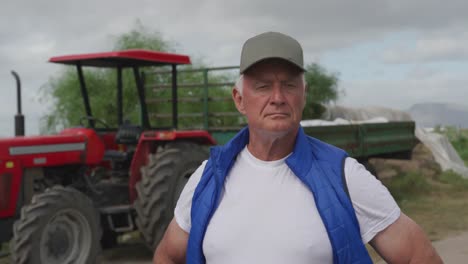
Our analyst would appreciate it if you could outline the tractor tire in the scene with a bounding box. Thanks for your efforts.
[10,186,101,264]
[134,143,208,250]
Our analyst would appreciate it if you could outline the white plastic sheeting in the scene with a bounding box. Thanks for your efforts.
[301,105,468,178]
[321,106,413,122]
[415,127,468,178]
[300,117,389,127]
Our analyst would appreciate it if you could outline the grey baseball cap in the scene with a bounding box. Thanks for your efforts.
[240,31,305,74]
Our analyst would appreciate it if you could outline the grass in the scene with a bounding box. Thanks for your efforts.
[452,137,468,166]
[383,170,468,238]
[437,170,468,189]
[368,170,468,262]
[383,171,431,203]
[438,127,468,166]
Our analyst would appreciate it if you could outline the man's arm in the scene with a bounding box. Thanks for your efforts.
[370,213,443,264]
[153,218,189,264]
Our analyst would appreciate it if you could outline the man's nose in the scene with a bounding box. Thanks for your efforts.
[270,85,286,105]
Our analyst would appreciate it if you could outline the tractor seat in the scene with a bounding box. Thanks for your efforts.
[115,121,142,145]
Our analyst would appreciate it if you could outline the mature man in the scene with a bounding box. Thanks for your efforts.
[154,32,442,264]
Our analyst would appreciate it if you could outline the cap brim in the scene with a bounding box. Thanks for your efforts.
[240,57,306,74]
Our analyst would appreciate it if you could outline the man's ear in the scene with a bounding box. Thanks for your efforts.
[232,87,246,114]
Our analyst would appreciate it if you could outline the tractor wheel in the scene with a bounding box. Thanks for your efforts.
[10,186,101,264]
[134,143,208,250]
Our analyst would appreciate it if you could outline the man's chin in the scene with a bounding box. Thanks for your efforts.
[262,123,298,135]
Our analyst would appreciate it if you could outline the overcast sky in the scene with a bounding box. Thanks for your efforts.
[1,0,467,136]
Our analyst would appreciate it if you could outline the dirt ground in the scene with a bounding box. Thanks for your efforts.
[376,230,468,263]
[1,231,467,263]
[102,231,468,264]
[101,230,468,264]
[429,231,468,264]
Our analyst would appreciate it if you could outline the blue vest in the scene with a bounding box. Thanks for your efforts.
[187,127,372,264]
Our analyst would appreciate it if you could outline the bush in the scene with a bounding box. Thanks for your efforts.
[452,137,468,166]
[436,170,468,190]
[438,126,468,166]
[383,172,430,202]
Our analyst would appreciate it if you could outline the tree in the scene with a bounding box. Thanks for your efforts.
[303,63,341,120]
[40,23,340,132]
[40,22,186,132]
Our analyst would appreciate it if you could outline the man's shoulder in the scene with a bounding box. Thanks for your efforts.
[305,135,348,161]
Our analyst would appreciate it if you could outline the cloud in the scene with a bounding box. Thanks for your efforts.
[340,71,468,110]
[3,0,468,59]
[405,66,438,79]
[1,0,468,135]
[381,29,468,64]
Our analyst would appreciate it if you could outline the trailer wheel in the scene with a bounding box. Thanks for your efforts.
[134,143,208,250]
[10,186,101,264]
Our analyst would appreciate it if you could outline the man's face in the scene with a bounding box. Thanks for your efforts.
[233,59,306,136]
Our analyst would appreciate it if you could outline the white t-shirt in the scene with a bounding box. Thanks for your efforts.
[175,147,400,264]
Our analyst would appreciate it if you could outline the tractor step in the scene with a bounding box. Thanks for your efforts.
[100,205,135,233]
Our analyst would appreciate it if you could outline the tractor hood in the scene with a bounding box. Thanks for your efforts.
[0,128,106,166]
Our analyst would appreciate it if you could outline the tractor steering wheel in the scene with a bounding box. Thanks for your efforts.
[79,116,110,129]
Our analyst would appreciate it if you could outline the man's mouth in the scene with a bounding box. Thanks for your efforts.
[266,113,289,118]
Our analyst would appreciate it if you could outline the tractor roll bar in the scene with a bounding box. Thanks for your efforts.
[76,63,94,128]
[171,65,178,129]
[133,67,150,129]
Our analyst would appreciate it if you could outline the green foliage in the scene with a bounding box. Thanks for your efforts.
[302,63,340,120]
[446,127,468,166]
[436,126,468,166]
[40,22,184,133]
[454,140,468,166]
[40,22,341,132]
[384,172,431,203]
[41,68,142,132]
[383,169,468,204]
[147,68,240,129]
[112,21,175,52]
[437,170,468,190]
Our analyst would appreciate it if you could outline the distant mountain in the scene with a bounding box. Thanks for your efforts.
[408,103,468,128]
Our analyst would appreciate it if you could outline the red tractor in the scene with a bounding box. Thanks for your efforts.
[0,50,215,263]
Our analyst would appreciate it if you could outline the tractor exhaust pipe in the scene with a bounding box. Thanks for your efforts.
[11,71,25,136]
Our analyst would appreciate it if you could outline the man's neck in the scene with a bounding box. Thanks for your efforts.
[247,128,299,161]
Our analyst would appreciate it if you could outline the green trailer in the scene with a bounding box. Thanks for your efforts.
[302,122,416,160]
[146,66,417,162]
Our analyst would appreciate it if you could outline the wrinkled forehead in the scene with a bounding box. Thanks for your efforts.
[243,58,304,81]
